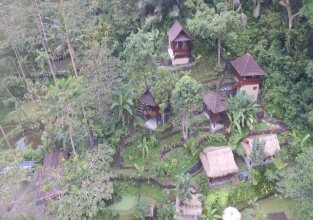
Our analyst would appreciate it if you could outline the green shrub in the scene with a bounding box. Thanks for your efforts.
[228,183,256,206]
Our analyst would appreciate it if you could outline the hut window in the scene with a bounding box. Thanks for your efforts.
[182,41,187,49]
[177,41,183,49]
[253,86,258,90]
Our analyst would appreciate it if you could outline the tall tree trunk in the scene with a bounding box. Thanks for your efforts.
[0,124,12,149]
[66,35,78,77]
[33,0,57,82]
[69,126,77,157]
[279,0,300,30]
[11,42,34,101]
[182,118,188,140]
[217,35,221,66]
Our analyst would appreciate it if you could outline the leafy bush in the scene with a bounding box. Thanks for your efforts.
[226,91,258,133]
[157,203,174,220]
[135,201,149,220]
[184,138,199,157]
[228,183,256,206]
[203,189,229,219]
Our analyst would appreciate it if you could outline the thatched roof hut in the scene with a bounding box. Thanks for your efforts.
[241,134,280,159]
[200,147,238,179]
[176,194,202,220]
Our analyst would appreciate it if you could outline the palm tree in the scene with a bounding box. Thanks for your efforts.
[226,91,258,133]
[110,88,134,127]
[134,163,144,177]
[50,11,83,77]
[137,137,150,158]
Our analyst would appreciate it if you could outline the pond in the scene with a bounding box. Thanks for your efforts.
[255,195,297,218]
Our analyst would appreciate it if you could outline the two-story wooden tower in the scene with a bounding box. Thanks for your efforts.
[230,53,265,101]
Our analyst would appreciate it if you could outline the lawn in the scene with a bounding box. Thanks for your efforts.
[104,181,170,219]
[122,144,161,168]
[0,103,14,122]
[254,121,273,131]
[1,101,36,125]
[190,55,219,83]
[159,132,182,148]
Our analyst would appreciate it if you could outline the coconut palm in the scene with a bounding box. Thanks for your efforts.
[110,87,134,127]
[50,11,84,77]
[226,91,258,133]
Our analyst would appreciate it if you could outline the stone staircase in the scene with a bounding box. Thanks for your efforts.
[136,103,144,117]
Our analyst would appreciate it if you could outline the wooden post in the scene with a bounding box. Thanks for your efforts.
[0,124,12,149]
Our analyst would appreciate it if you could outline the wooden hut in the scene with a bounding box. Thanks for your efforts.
[176,194,202,220]
[203,92,228,125]
[200,147,238,184]
[137,88,160,121]
[241,134,280,167]
[230,53,265,101]
[167,21,192,65]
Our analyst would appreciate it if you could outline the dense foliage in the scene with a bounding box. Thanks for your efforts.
[0,0,313,218]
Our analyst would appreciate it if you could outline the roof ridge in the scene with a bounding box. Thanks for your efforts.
[243,53,251,75]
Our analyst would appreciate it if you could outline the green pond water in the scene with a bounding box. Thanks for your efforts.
[255,195,297,218]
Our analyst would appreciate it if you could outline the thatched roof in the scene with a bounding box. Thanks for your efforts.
[241,134,280,158]
[139,88,158,107]
[168,21,192,42]
[200,147,238,179]
[176,194,202,218]
[230,53,265,77]
[203,92,228,114]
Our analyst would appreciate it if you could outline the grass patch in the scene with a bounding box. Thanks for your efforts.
[191,55,219,83]
[165,147,197,176]
[254,122,272,131]
[0,104,14,122]
[159,132,182,148]
[1,102,36,125]
[123,145,161,168]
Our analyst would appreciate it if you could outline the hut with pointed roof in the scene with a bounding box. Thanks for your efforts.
[203,92,228,126]
[137,87,160,121]
[230,53,265,101]
[241,133,280,167]
[200,146,239,184]
[167,21,192,65]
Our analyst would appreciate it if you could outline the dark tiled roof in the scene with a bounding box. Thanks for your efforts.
[203,92,228,114]
[139,88,158,107]
[43,150,70,168]
[230,53,265,77]
[268,212,287,220]
[168,20,192,42]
